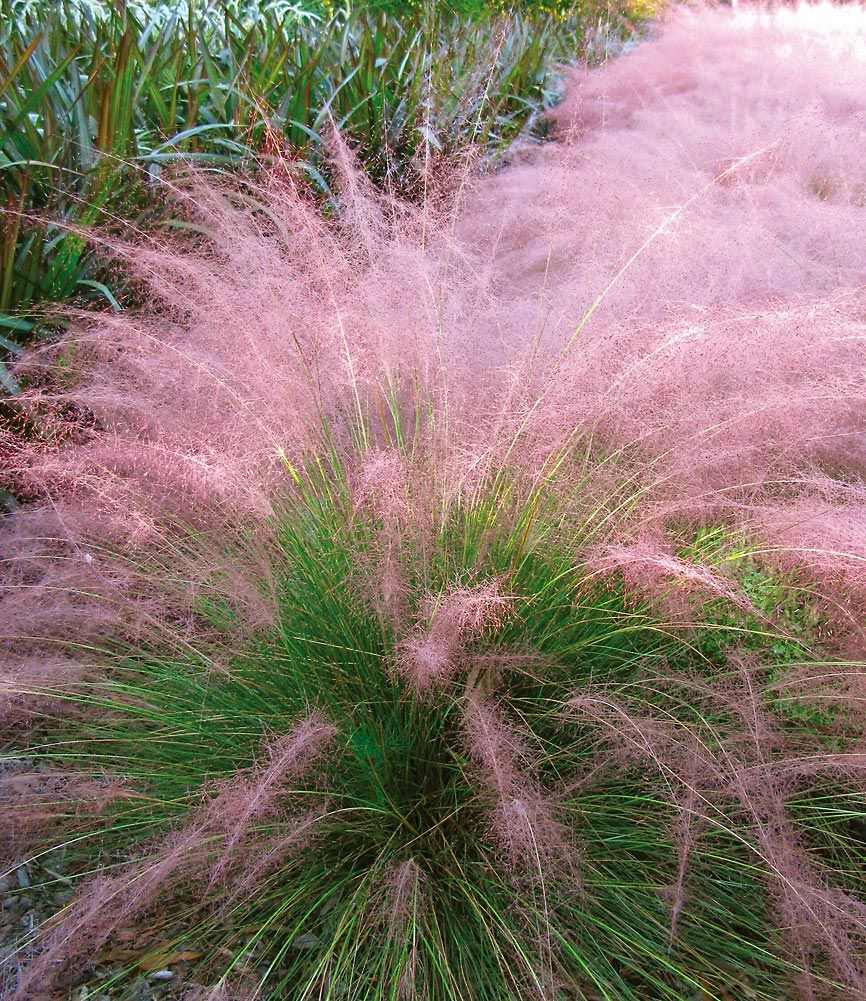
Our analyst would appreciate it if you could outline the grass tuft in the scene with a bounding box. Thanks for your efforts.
[4,445,865,999]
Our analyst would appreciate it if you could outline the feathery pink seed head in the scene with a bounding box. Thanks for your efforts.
[396,578,511,691]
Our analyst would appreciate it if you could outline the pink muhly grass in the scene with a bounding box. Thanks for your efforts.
[723,657,866,994]
[463,698,572,884]
[456,1,866,620]
[0,655,87,733]
[10,714,334,999]
[751,492,866,638]
[731,768,866,999]
[563,682,723,942]
[204,714,336,881]
[381,858,425,941]
[5,3,866,664]
[462,698,573,1000]
[348,448,420,620]
[587,539,759,619]
[351,448,414,528]
[376,859,426,999]
[396,578,511,692]
[2,4,866,998]
[666,751,703,946]
[1,770,132,856]
[564,692,702,786]
[216,805,333,914]
[565,666,866,993]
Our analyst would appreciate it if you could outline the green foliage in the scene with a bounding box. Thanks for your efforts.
[10,452,865,999]
[0,0,637,392]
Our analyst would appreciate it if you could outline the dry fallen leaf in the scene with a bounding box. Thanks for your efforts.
[138,948,202,971]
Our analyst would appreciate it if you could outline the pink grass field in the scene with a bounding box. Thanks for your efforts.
[2,2,866,999]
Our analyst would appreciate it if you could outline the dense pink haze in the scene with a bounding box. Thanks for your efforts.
[3,2,865,660]
[1,3,866,997]
[458,0,866,626]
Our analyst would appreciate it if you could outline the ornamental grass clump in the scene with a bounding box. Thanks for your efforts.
[1,156,865,1001]
[3,6,866,997]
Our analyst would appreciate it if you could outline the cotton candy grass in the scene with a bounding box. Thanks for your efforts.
[3,4,866,998]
